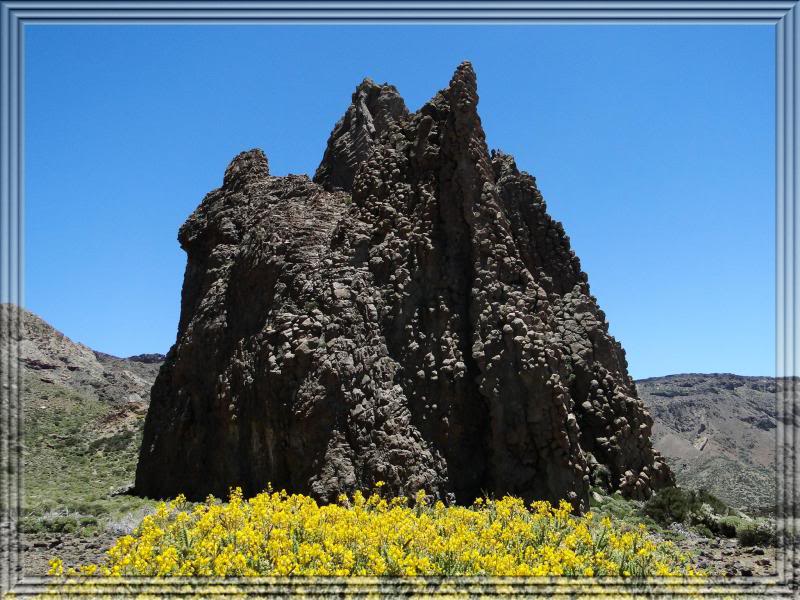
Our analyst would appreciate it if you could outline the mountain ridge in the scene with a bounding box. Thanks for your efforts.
[637,372,777,510]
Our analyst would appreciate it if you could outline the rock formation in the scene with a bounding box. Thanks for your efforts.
[135,63,673,509]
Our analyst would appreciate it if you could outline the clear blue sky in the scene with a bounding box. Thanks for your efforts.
[24,24,775,379]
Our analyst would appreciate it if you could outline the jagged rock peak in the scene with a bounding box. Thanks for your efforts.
[223,148,270,191]
[313,77,408,193]
[136,63,673,510]
[447,60,478,105]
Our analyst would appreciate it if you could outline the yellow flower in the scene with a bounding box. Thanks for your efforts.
[47,486,705,579]
[47,557,64,577]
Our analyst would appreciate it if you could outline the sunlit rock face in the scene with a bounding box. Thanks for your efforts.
[135,63,673,510]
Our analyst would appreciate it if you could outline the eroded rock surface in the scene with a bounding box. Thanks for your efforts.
[135,63,673,508]
[314,78,408,193]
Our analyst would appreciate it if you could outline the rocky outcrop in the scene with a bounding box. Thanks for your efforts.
[126,353,167,365]
[314,78,408,193]
[135,63,672,509]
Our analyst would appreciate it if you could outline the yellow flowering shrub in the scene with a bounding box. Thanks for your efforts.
[49,486,703,578]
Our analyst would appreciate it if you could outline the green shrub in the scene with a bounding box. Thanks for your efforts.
[643,486,732,527]
[692,524,713,538]
[21,511,99,535]
[643,487,693,525]
[695,489,731,515]
[78,515,98,527]
[55,518,77,534]
[713,516,741,538]
[19,516,44,534]
[737,522,776,547]
[87,429,135,453]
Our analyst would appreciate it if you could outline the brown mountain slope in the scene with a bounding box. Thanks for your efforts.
[0,305,165,574]
[636,373,777,511]
[0,304,163,519]
[13,304,162,405]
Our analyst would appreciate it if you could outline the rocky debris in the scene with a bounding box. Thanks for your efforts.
[644,520,778,578]
[22,531,119,576]
[135,62,673,510]
[667,534,777,578]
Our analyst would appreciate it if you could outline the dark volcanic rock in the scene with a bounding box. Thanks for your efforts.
[135,63,672,509]
[313,78,408,193]
[126,353,167,364]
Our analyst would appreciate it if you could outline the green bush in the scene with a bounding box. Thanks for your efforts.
[643,487,693,525]
[712,516,741,538]
[692,488,730,515]
[737,522,776,547]
[643,486,732,526]
[693,524,714,538]
[19,516,44,534]
[20,512,99,535]
[88,429,135,454]
[54,518,77,534]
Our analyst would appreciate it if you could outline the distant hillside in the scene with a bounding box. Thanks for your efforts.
[14,304,163,405]
[0,304,163,527]
[637,373,777,511]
